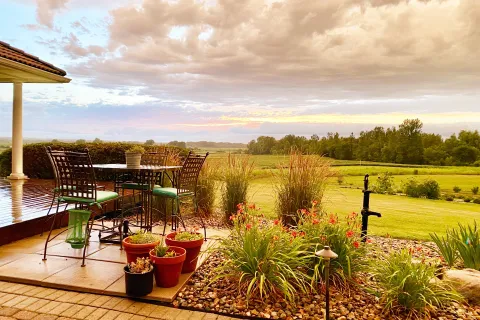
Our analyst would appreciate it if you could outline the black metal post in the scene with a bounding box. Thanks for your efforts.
[361,174,381,242]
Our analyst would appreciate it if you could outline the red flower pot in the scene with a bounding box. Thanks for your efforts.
[122,237,160,264]
[165,232,204,273]
[149,246,186,288]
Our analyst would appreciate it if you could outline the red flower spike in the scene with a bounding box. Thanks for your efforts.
[346,230,354,238]
[353,241,360,249]
[312,219,319,225]
[273,219,280,225]
[246,223,252,230]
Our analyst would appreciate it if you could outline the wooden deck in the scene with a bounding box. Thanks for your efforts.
[0,178,56,228]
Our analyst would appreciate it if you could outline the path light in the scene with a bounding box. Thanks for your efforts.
[316,246,338,320]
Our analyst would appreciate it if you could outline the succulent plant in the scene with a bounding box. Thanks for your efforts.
[127,257,153,274]
[128,231,160,244]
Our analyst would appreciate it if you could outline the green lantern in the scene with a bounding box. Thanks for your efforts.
[65,209,91,249]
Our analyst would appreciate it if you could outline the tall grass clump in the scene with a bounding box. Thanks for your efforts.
[374,249,461,317]
[211,204,312,303]
[220,154,254,221]
[274,151,332,225]
[196,161,217,217]
[430,221,480,270]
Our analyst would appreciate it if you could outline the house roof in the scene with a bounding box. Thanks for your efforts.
[0,41,67,76]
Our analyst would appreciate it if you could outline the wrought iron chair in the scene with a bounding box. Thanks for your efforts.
[152,152,209,240]
[43,147,119,266]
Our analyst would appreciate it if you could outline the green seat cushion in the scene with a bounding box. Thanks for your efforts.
[152,187,194,198]
[121,183,161,190]
[60,191,119,207]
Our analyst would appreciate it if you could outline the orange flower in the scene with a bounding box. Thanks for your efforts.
[346,230,354,238]
[246,223,252,230]
[291,231,297,238]
[248,204,256,210]
[273,219,280,225]
[299,231,305,237]
[366,239,372,244]
[312,200,318,206]
[229,215,235,221]
[236,203,243,209]
[312,219,319,225]
[328,214,337,224]
[353,241,360,249]
[273,235,279,241]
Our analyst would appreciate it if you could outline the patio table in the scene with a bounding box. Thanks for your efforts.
[93,164,182,243]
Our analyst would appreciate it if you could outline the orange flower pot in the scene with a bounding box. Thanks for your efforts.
[149,246,186,288]
[165,232,204,273]
[122,237,160,264]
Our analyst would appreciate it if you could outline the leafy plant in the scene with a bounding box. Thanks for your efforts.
[220,154,254,221]
[372,172,394,194]
[464,197,472,203]
[374,249,461,316]
[419,179,441,199]
[296,205,366,288]
[127,257,153,273]
[445,195,454,201]
[472,186,479,195]
[451,221,480,270]
[453,186,461,193]
[211,204,312,303]
[128,231,160,244]
[174,231,203,241]
[473,198,480,204]
[154,243,176,257]
[429,231,458,267]
[125,145,145,154]
[196,161,217,216]
[274,151,332,226]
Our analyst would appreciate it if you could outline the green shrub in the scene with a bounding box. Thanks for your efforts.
[453,186,462,193]
[296,207,365,287]
[0,142,187,179]
[374,249,461,316]
[464,197,472,203]
[220,154,254,221]
[413,169,419,175]
[274,151,332,225]
[473,198,480,204]
[196,162,217,217]
[212,204,312,303]
[445,195,454,201]
[419,179,441,199]
[125,145,145,154]
[431,221,480,270]
[472,186,479,195]
[371,172,394,194]
[402,178,440,199]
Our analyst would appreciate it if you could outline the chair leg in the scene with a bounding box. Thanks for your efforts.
[162,198,167,236]
[82,213,94,267]
[41,193,57,236]
[193,196,207,241]
[43,200,61,261]
[177,198,186,230]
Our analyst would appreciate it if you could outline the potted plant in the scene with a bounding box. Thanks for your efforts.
[149,242,186,288]
[125,145,145,168]
[165,230,204,273]
[122,231,160,263]
[124,257,154,296]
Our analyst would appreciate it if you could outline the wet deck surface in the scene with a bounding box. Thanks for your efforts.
[0,179,56,228]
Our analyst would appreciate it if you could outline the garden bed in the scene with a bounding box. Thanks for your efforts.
[173,236,480,320]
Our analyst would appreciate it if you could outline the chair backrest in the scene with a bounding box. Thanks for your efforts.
[177,152,209,195]
[141,152,167,166]
[45,147,63,190]
[46,147,97,201]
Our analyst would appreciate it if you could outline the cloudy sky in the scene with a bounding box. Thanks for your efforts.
[0,0,479,142]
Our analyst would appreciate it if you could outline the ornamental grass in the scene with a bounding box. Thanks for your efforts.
[274,151,332,226]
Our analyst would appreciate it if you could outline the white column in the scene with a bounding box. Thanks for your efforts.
[8,82,28,180]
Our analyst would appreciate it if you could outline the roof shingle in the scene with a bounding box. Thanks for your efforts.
[0,41,67,76]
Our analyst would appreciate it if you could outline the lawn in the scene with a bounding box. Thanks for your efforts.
[243,177,479,241]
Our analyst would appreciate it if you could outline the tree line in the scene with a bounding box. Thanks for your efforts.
[247,119,480,166]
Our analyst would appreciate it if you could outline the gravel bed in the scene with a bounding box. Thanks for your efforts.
[173,236,480,320]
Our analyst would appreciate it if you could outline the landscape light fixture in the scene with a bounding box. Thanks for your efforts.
[315,245,338,320]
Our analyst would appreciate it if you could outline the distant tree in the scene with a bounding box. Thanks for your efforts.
[51,139,60,143]
[452,145,479,164]
[168,141,187,149]
[397,119,424,164]
[145,139,155,146]
[75,139,86,144]
[93,138,102,143]
[247,136,276,154]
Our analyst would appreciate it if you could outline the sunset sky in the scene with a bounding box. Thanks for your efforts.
[0,0,479,142]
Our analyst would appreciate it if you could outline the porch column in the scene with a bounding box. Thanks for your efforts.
[8,82,27,180]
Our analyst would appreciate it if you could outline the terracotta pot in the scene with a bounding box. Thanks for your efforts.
[124,265,154,297]
[165,232,204,273]
[149,246,186,288]
[125,152,142,168]
[122,237,160,263]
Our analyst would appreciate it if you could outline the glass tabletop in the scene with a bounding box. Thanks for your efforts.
[92,164,182,172]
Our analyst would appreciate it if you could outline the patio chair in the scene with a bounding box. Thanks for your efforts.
[152,152,209,240]
[43,147,119,266]
[119,151,167,228]
[41,147,104,235]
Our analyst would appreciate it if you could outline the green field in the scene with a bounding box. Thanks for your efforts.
[210,154,480,241]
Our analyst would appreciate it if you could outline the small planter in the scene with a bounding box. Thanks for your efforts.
[149,246,186,288]
[122,236,160,263]
[125,152,142,168]
[165,232,204,273]
[124,265,154,296]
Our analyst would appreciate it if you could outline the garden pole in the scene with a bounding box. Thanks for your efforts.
[315,246,338,320]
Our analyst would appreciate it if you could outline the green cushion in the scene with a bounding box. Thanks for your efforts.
[152,187,194,198]
[121,183,161,190]
[59,191,119,207]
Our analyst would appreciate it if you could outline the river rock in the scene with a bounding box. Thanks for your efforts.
[445,268,480,304]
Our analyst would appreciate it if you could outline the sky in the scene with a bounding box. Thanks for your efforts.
[0,0,479,143]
